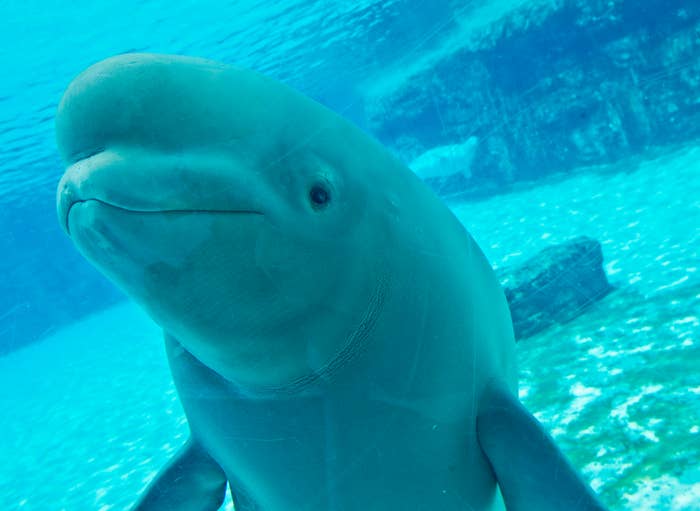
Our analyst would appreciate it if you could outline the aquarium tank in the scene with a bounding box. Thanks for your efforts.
[0,0,699,510]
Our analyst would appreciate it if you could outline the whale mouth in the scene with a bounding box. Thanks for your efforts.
[56,148,267,236]
[68,198,263,216]
[62,198,263,236]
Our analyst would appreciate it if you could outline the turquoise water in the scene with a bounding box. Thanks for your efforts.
[1,1,699,510]
[457,147,700,509]
[2,146,697,510]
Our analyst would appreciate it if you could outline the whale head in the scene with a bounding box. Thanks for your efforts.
[56,53,414,388]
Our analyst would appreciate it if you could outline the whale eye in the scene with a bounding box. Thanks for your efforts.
[309,183,331,210]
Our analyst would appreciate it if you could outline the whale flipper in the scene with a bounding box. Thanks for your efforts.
[477,382,607,511]
[132,438,227,511]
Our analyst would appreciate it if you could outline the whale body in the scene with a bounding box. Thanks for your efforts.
[56,53,606,511]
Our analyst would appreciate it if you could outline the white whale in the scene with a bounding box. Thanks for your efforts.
[409,136,479,181]
[56,53,606,511]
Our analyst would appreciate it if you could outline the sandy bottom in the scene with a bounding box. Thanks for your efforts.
[1,145,698,510]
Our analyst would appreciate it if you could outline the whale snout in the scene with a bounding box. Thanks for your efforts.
[56,169,80,235]
[56,145,268,239]
[55,53,280,237]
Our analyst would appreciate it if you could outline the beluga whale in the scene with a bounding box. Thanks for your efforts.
[56,53,607,511]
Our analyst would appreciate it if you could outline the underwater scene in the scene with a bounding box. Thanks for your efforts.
[1,0,699,510]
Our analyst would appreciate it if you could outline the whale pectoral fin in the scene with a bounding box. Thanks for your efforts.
[132,437,227,511]
[229,482,260,511]
[476,382,607,511]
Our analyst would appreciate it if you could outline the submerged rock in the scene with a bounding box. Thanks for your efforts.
[498,237,613,340]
